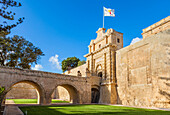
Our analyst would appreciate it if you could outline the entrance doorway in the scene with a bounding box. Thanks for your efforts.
[91,88,100,103]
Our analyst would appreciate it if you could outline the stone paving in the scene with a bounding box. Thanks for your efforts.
[4,105,23,115]
[4,100,23,115]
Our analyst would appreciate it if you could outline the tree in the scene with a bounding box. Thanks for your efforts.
[0,35,44,69]
[62,57,80,72]
[0,86,5,107]
[78,60,86,66]
[0,0,24,37]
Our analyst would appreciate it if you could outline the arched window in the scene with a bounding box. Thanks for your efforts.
[98,72,102,77]
[117,38,120,43]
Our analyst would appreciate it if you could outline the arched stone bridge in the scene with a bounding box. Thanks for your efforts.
[0,66,94,105]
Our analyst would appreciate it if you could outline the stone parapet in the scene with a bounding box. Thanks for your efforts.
[142,16,170,39]
[0,66,91,105]
[0,66,89,82]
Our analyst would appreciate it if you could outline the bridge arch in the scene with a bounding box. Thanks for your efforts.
[50,82,81,104]
[5,80,45,105]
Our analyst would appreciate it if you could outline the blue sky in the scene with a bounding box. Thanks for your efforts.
[7,0,170,73]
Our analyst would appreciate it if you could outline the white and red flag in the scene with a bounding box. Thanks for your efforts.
[102,7,115,28]
[104,7,115,17]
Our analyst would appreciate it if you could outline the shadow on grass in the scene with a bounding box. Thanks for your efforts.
[19,105,170,115]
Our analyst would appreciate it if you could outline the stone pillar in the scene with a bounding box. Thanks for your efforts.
[40,92,51,105]
[90,55,93,74]
[42,96,51,105]
[103,53,106,80]
[80,88,91,104]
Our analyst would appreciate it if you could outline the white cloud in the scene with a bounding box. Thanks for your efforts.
[32,64,43,70]
[49,54,61,70]
[130,37,142,45]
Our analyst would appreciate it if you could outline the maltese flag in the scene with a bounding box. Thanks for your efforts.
[104,7,115,17]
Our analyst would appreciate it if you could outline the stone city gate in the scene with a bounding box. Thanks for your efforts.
[0,66,91,105]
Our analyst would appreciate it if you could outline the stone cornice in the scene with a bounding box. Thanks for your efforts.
[84,43,116,57]
[88,30,123,47]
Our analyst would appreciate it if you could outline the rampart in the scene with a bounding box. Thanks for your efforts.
[142,16,170,39]
[116,28,170,108]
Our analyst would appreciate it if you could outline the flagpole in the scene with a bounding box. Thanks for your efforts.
[103,6,104,28]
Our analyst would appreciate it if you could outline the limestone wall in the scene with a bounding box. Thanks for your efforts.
[116,29,170,108]
[6,83,37,99]
[65,64,87,77]
[142,16,170,39]
[51,86,70,101]
[0,66,91,104]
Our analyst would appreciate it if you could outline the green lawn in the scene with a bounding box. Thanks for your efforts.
[6,99,69,104]
[19,105,170,115]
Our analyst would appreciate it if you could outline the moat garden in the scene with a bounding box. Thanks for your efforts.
[5,99,170,115]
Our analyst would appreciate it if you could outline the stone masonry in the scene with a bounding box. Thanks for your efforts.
[0,16,169,108]
[65,16,170,108]
[0,66,91,105]
[116,16,170,108]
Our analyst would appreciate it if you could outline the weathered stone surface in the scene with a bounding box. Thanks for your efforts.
[1,16,169,109]
[65,64,87,77]
[0,66,91,105]
[116,28,170,108]
[6,83,37,99]
[51,86,70,101]
[142,16,170,39]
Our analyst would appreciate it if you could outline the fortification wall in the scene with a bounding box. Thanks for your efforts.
[51,86,70,101]
[6,83,37,99]
[142,16,170,39]
[116,28,170,108]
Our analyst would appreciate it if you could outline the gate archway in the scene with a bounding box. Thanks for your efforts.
[91,88,100,103]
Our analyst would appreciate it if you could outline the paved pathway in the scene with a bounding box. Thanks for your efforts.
[4,105,24,115]
[4,100,24,115]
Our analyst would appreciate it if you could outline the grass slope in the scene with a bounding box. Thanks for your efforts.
[20,105,170,115]
[6,99,69,104]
